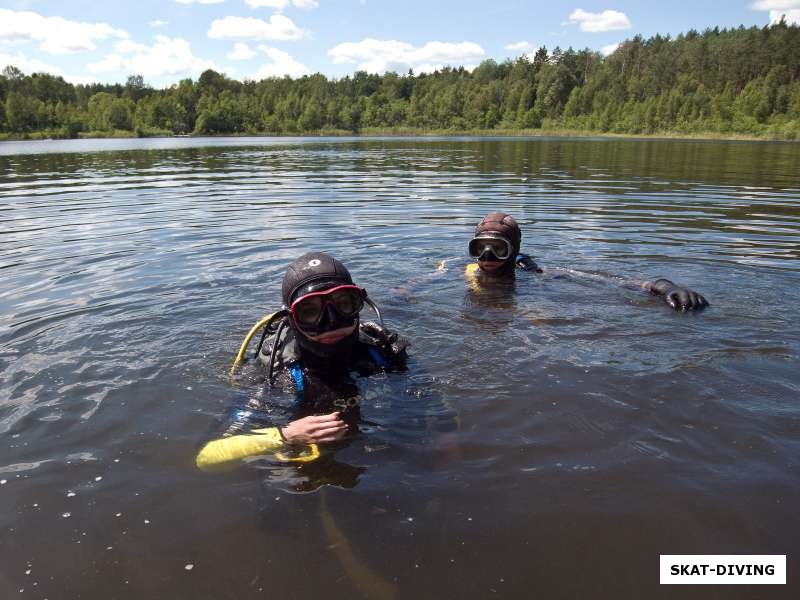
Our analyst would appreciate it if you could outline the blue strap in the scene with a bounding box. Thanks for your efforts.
[233,409,253,421]
[287,361,304,407]
[367,345,388,368]
[288,362,304,391]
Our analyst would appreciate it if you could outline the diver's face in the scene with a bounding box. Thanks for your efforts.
[478,258,505,273]
[289,284,363,343]
[302,322,357,344]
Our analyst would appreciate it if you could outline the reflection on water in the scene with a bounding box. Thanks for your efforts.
[1,137,799,599]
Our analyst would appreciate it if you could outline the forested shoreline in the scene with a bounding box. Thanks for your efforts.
[2,22,800,141]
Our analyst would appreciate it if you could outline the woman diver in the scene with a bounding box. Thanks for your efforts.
[196,251,454,473]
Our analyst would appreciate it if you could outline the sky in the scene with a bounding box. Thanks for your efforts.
[0,0,798,88]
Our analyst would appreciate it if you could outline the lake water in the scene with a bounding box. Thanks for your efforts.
[1,136,798,599]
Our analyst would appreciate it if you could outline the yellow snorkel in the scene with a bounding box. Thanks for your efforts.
[230,310,287,375]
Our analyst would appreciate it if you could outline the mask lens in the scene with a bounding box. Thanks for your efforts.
[293,296,324,326]
[484,240,509,259]
[470,237,511,260]
[330,288,363,317]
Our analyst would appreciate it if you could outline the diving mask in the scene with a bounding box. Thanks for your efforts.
[468,234,513,261]
[289,284,366,332]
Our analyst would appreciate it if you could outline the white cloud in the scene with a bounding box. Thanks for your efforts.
[88,35,217,79]
[0,51,99,84]
[567,9,631,33]
[770,9,800,22]
[246,0,319,9]
[208,15,305,40]
[247,0,288,7]
[228,42,256,60]
[750,1,800,23]
[0,51,64,75]
[174,0,224,4]
[115,40,149,54]
[505,41,533,52]
[751,0,800,9]
[328,38,485,74]
[149,20,169,27]
[251,46,310,78]
[0,8,127,55]
[601,42,620,56]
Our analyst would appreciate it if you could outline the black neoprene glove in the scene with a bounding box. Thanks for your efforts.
[359,321,410,361]
[646,278,709,312]
[516,254,543,273]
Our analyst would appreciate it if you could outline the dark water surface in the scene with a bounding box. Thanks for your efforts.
[1,137,799,599]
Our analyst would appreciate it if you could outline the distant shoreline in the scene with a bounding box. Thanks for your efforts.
[1,127,795,143]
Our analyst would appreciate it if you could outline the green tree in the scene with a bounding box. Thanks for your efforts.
[5,92,38,132]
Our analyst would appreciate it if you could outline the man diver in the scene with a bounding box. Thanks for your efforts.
[467,211,709,311]
[196,251,437,473]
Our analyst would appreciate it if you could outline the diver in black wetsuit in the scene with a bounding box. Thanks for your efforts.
[466,211,709,311]
[197,251,453,475]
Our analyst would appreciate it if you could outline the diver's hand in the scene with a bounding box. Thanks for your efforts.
[360,321,410,358]
[645,278,709,312]
[280,412,347,445]
[516,254,543,273]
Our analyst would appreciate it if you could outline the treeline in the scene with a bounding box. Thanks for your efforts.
[2,21,800,140]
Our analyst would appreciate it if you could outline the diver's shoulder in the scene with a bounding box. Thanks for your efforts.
[257,326,299,369]
[357,322,409,370]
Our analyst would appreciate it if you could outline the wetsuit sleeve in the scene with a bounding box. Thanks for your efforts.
[545,267,708,311]
[196,427,284,471]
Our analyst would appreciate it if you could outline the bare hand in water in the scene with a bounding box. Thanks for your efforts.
[281,412,347,444]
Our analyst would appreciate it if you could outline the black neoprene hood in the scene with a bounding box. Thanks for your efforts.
[473,212,522,254]
[281,252,354,306]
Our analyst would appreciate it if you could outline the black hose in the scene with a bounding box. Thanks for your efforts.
[254,325,270,359]
[254,309,288,359]
[267,318,288,386]
[365,298,384,326]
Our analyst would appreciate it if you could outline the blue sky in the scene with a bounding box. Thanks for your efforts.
[0,0,797,87]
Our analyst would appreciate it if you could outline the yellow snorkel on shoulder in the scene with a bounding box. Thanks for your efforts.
[230,310,287,376]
